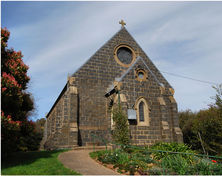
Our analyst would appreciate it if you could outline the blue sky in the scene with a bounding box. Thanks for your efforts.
[1,1,222,121]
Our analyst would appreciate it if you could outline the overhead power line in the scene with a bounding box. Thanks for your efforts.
[160,71,220,85]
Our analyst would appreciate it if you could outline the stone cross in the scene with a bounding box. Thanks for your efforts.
[119,20,126,27]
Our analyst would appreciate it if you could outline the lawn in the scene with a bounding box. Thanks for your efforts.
[89,142,222,175]
[1,149,81,175]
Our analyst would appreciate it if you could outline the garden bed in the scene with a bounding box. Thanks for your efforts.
[89,142,222,175]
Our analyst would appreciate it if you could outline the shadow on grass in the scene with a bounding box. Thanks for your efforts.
[1,150,68,169]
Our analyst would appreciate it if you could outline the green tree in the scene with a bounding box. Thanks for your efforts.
[211,84,222,111]
[178,109,199,150]
[111,105,131,149]
[18,120,42,151]
[192,84,222,155]
[35,118,46,137]
[178,84,222,155]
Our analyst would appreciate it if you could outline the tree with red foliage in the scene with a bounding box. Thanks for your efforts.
[1,27,37,156]
[1,27,33,121]
[1,111,21,156]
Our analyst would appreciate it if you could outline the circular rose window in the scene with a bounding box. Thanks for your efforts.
[113,44,136,67]
[117,47,133,64]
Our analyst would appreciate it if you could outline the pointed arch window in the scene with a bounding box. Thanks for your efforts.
[136,97,150,126]
[139,101,144,122]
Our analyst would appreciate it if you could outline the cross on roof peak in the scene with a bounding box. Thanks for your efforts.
[119,20,126,27]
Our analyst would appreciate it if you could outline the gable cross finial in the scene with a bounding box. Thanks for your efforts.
[119,20,126,27]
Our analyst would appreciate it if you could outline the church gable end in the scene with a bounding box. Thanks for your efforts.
[41,23,183,150]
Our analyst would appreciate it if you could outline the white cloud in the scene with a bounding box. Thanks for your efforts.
[2,1,222,120]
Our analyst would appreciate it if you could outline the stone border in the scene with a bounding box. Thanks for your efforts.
[135,68,148,83]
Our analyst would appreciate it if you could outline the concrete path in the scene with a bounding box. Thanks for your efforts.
[58,150,120,175]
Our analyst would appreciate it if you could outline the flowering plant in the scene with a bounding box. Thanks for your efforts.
[1,27,35,156]
[1,27,33,122]
[1,111,21,155]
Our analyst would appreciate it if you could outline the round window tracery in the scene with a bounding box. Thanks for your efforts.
[117,47,133,65]
[135,68,147,82]
[113,44,136,67]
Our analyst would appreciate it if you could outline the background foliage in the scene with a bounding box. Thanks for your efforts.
[35,118,46,137]
[179,84,222,156]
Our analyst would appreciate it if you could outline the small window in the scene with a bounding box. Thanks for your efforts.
[135,68,147,83]
[136,97,150,126]
[139,101,144,122]
[138,72,144,79]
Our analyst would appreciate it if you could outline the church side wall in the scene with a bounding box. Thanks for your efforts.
[42,85,78,150]
[72,74,110,146]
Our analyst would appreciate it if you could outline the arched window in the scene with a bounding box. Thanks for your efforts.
[139,101,144,122]
[136,97,150,126]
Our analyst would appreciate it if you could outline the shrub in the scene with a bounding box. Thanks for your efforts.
[190,158,222,175]
[150,141,196,163]
[178,109,200,151]
[147,167,164,175]
[94,148,151,174]
[111,105,131,149]
[179,84,222,156]
[192,107,222,156]
[1,111,21,156]
[90,144,222,175]
[195,159,212,175]
[163,154,188,175]
[100,149,130,165]
[209,161,222,175]
[132,151,155,164]
[123,159,147,174]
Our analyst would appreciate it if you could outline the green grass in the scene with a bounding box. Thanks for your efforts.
[89,150,107,159]
[1,149,81,175]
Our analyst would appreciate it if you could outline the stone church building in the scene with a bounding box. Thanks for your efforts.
[42,21,183,149]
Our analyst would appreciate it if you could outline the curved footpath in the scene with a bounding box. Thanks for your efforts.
[58,150,120,175]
